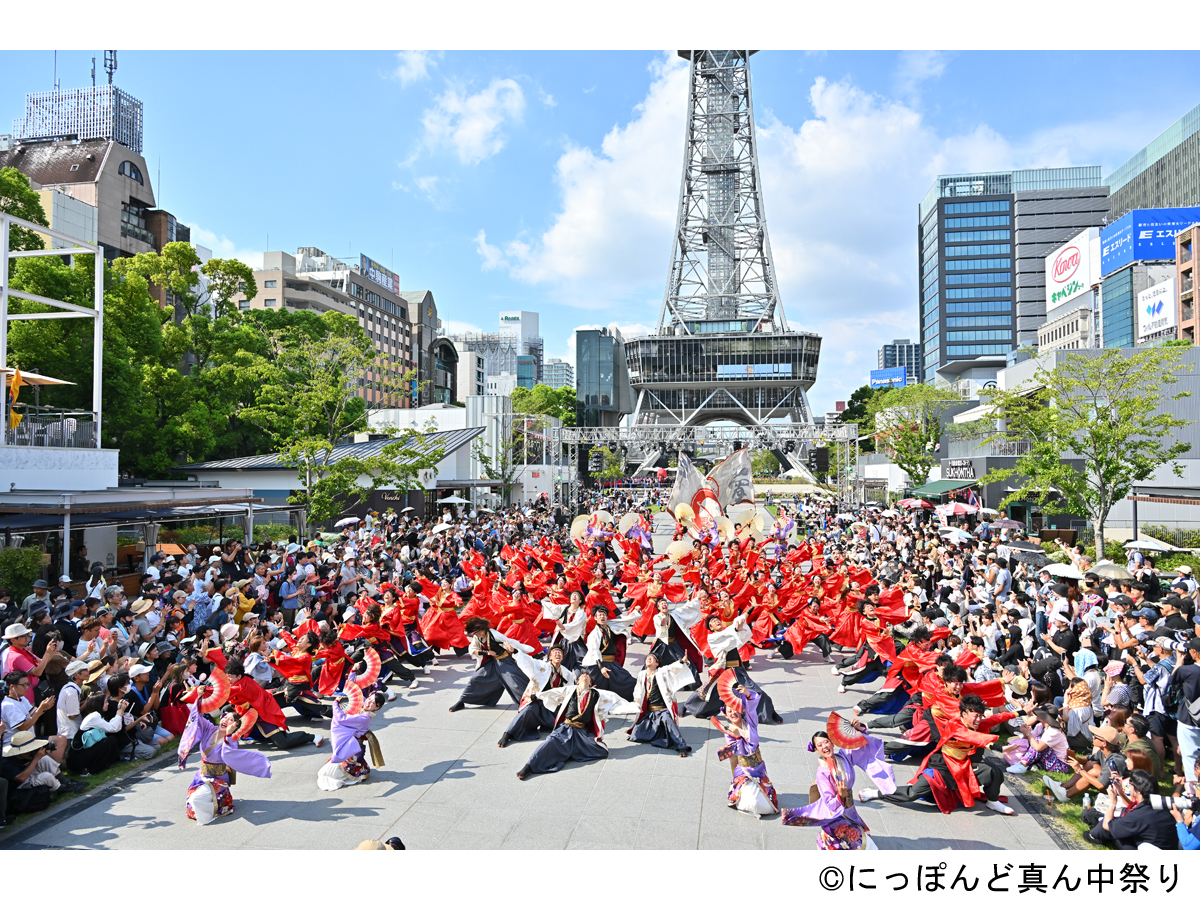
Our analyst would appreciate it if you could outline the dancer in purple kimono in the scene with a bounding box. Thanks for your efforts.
[177,672,272,825]
[317,682,387,791]
[713,670,779,817]
[780,720,895,849]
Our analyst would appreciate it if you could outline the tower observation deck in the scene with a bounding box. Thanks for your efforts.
[625,51,821,430]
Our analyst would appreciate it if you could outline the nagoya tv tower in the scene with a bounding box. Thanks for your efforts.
[625,51,821,429]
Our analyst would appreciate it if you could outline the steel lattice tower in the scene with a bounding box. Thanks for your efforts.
[661,50,783,330]
[626,51,822,435]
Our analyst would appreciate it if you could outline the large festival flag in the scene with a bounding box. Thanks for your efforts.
[706,448,755,509]
[667,449,756,528]
[666,452,707,518]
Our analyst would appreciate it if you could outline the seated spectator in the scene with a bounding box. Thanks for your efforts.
[1123,712,1163,778]
[64,693,134,776]
[1,729,85,805]
[56,660,90,739]
[2,671,68,764]
[125,663,171,749]
[1005,705,1071,774]
[1085,769,1178,848]
[1169,757,1200,849]
[1043,722,1127,803]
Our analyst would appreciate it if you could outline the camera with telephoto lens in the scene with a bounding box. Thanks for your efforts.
[1148,793,1200,812]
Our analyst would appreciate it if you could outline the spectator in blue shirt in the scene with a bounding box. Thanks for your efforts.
[278,569,299,628]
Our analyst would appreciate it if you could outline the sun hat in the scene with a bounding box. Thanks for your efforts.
[220,623,239,642]
[2,731,48,757]
[130,598,153,616]
[65,660,89,677]
[85,660,106,684]
[3,622,32,640]
[1104,660,1126,677]
[32,579,49,589]
[128,663,154,678]
[1089,723,1121,745]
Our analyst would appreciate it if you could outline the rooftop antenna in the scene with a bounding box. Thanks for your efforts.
[91,56,96,87]
[104,50,117,85]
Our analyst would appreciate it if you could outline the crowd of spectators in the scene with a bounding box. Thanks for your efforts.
[0,499,577,829]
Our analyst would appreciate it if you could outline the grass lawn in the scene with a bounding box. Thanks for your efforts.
[1005,763,1177,848]
[3,738,177,834]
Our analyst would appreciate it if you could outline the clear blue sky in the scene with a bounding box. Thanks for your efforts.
[3,49,1198,414]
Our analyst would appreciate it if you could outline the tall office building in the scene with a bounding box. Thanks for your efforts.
[1106,102,1200,219]
[543,358,575,389]
[448,310,543,392]
[877,339,922,384]
[918,167,1109,382]
[576,326,634,427]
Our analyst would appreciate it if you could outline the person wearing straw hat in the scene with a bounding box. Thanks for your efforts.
[1,728,86,795]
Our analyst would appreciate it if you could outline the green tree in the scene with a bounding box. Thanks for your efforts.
[511,383,576,426]
[979,347,1192,552]
[0,167,50,251]
[242,311,439,527]
[473,435,520,505]
[597,447,625,483]
[751,448,781,477]
[867,382,962,490]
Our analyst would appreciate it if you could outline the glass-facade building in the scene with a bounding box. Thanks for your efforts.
[542,358,575,389]
[918,167,1108,381]
[624,331,820,426]
[878,338,922,384]
[516,355,537,390]
[1106,101,1200,219]
[575,327,634,427]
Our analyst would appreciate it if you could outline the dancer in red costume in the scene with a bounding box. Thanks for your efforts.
[861,693,1016,815]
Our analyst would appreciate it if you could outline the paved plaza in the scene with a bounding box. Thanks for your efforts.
[7,648,1057,851]
[5,510,1059,851]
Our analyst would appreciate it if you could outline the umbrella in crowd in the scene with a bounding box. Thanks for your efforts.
[897,498,933,509]
[1124,538,1172,551]
[1090,561,1132,580]
[992,518,1024,530]
[940,528,974,543]
[439,497,470,505]
[334,516,361,528]
[977,507,999,516]
[936,502,978,516]
[1006,540,1041,551]
[1042,562,1085,579]
[400,506,415,512]
[431,522,454,535]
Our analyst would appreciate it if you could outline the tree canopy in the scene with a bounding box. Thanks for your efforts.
[979,347,1192,551]
[511,383,576,426]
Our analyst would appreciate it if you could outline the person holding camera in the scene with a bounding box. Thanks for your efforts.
[1084,769,1178,848]
[1170,639,1200,791]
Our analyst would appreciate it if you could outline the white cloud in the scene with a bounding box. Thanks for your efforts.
[476,52,688,309]
[478,58,1125,417]
[393,50,438,87]
[183,223,263,270]
[420,78,526,165]
[895,50,951,98]
[474,229,506,271]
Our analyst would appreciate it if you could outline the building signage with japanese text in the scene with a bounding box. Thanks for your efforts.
[360,254,400,295]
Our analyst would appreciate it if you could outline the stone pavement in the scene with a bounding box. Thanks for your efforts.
[6,508,1060,850]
